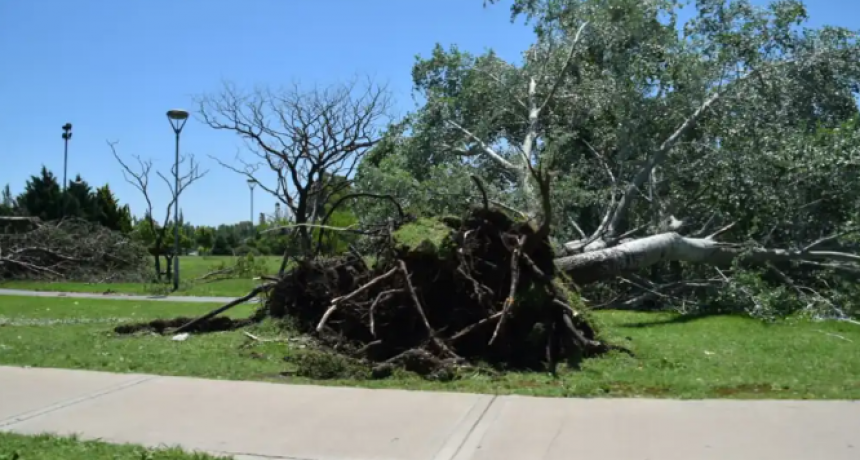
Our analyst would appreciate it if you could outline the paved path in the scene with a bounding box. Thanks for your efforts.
[0,367,857,460]
[0,288,236,303]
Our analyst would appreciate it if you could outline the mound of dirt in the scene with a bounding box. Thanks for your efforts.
[265,208,622,377]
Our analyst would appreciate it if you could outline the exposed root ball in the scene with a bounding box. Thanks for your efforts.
[266,208,623,377]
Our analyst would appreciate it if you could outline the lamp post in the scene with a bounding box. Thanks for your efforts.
[166,109,189,291]
[61,123,72,217]
[247,178,257,235]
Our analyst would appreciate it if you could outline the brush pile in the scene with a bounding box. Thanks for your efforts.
[0,217,149,282]
[265,208,621,377]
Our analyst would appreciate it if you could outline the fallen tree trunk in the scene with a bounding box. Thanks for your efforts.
[554,232,859,283]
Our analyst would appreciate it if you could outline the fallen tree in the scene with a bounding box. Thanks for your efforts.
[136,202,626,378]
[554,231,860,283]
[353,0,860,319]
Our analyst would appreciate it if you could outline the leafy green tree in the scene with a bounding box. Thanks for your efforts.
[62,174,99,220]
[357,0,860,317]
[195,226,215,254]
[93,185,133,233]
[16,167,63,221]
[211,234,232,255]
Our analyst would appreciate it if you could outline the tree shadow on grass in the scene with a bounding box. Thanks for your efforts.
[618,311,743,329]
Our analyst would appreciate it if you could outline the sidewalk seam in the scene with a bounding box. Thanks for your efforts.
[206,450,316,460]
[433,395,498,460]
[0,375,157,429]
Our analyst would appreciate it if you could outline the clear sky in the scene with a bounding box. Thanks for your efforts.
[1,0,856,227]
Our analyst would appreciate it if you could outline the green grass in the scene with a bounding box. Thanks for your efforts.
[0,256,283,298]
[1,295,860,399]
[0,432,230,459]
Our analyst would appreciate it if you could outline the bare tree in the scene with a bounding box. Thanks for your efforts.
[109,141,207,282]
[197,77,392,272]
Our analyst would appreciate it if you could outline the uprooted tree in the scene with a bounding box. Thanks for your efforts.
[109,141,207,284]
[152,177,628,378]
[126,0,860,378]
[143,74,627,378]
[196,77,393,273]
[357,0,860,319]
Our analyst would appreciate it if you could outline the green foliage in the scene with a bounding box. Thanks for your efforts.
[203,253,270,279]
[313,207,359,255]
[392,217,455,257]
[92,184,133,233]
[211,234,232,256]
[131,217,194,256]
[355,0,860,319]
[231,253,269,277]
[16,167,63,221]
[290,350,370,380]
[715,269,808,321]
[10,168,133,234]
[194,227,215,253]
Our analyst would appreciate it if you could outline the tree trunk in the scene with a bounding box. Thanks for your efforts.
[164,253,174,279]
[554,232,859,283]
[153,252,162,280]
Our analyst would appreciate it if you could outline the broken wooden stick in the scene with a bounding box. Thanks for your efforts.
[489,235,525,345]
[316,267,399,332]
[174,282,275,334]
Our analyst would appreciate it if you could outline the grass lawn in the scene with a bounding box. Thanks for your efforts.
[0,255,283,298]
[0,432,230,459]
[1,295,859,399]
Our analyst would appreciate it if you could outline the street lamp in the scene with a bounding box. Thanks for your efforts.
[167,109,188,291]
[247,178,257,234]
[61,123,72,217]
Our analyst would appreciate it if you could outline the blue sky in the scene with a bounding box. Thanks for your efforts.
[1,0,857,227]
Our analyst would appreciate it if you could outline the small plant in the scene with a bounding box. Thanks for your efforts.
[290,350,370,380]
[232,253,268,278]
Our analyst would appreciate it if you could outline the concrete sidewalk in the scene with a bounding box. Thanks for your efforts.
[1,367,857,460]
[0,288,238,303]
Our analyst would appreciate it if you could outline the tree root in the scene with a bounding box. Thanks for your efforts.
[265,207,626,377]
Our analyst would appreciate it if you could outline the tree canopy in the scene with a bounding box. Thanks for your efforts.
[354,0,860,318]
[7,167,133,234]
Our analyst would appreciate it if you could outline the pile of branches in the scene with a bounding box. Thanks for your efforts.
[266,207,625,377]
[0,217,149,281]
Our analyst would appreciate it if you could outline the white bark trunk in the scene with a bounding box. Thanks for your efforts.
[553,232,860,282]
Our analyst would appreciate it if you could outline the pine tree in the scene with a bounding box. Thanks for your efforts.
[94,184,132,233]
[16,166,63,221]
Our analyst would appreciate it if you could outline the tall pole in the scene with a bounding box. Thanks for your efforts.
[167,110,188,292]
[61,123,72,218]
[173,129,181,290]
